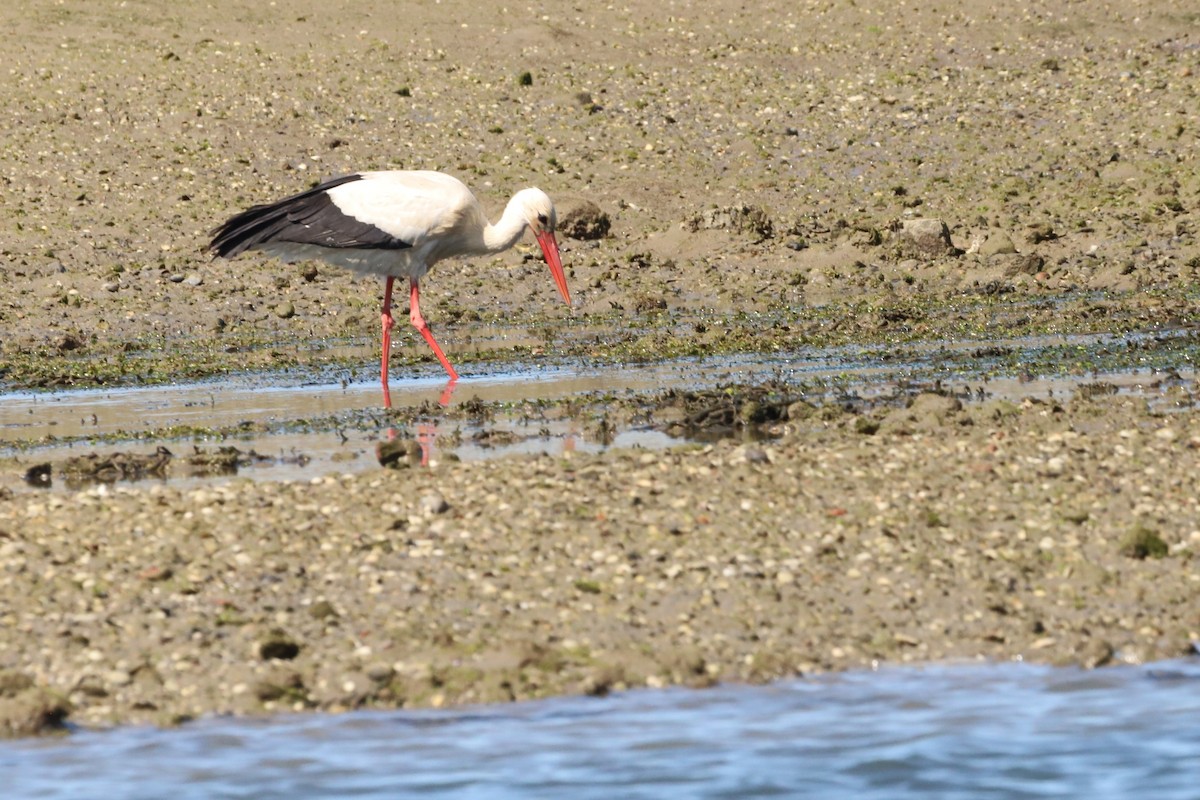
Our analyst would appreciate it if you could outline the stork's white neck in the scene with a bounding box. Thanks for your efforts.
[481,196,532,254]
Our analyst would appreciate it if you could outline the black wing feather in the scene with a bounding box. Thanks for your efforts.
[209,173,413,258]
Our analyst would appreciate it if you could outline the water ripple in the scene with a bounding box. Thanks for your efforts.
[6,659,1200,799]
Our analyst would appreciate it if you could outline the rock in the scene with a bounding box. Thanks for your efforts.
[366,663,396,683]
[254,671,305,702]
[419,492,450,515]
[1119,526,1168,559]
[559,201,611,240]
[1001,253,1045,277]
[104,669,133,688]
[259,631,301,661]
[308,600,339,621]
[979,231,1018,257]
[184,273,204,287]
[377,438,422,469]
[23,463,52,488]
[729,445,770,465]
[854,416,880,435]
[274,301,296,319]
[1027,222,1057,243]
[53,332,85,352]
[899,218,955,257]
[1079,639,1115,669]
[0,675,70,738]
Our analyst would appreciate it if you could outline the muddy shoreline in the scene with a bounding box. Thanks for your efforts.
[2,392,1199,736]
[2,0,1200,736]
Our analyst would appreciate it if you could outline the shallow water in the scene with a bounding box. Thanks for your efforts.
[6,658,1199,799]
[0,331,1194,493]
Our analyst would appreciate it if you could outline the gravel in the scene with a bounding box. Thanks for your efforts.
[1,394,1198,735]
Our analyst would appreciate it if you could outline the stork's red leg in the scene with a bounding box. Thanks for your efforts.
[381,276,395,408]
[410,278,460,381]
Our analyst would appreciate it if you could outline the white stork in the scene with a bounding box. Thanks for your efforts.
[209,170,572,407]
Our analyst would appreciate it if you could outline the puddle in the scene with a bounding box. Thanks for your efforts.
[1,331,1195,494]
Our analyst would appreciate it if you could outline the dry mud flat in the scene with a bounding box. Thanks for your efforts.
[1,393,1198,736]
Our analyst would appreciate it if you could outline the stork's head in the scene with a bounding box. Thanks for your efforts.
[514,188,570,306]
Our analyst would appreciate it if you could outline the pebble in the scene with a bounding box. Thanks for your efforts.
[419,492,450,515]
[979,231,1017,257]
[366,663,396,683]
[899,218,954,256]
[104,669,132,687]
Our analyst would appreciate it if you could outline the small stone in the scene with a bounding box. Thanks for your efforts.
[1119,526,1168,560]
[979,231,1017,257]
[138,566,173,582]
[1080,639,1115,669]
[419,492,450,516]
[1001,253,1045,277]
[308,600,339,621]
[559,201,612,240]
[75,675,108,697]
[102,281,120,292]
[854,416,880,435]
[366,663,396,683]
[1154,427,1178,442]
[731,445,770,465]
[259,631,301,661]
[0,679,71,736]
[104,670,133,687]
[184,273,204,287]
[254,671,303,702]
[1027,222,1057,243]
[899,218,955,257]
[24,463,52,488]
[377,439,422,469]
[254,681,287,701]
[274,302,295,319]
[54,333,85,352]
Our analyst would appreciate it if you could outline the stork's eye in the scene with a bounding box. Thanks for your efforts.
[537,213,549,225]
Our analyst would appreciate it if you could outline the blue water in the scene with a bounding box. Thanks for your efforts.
[6,659,1199,799]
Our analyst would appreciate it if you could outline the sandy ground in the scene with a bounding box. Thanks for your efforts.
[1,0,1199,735]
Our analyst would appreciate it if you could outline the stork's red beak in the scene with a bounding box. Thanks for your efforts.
[536,230,571,305]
